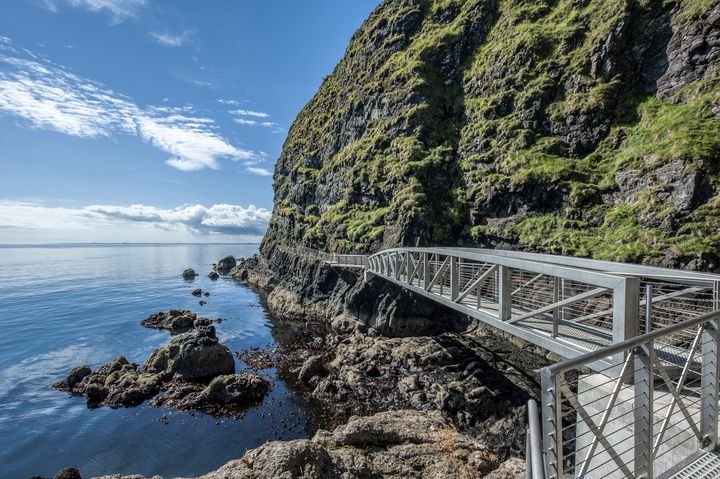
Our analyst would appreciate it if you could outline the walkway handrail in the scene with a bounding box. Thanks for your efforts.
[546,308,720,374]
[454,248,720,286]
[541,309,720,478]
[368,247,628,289]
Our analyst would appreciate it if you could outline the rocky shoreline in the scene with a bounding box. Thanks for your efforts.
[44,252,543,478]
[227,249,550,460]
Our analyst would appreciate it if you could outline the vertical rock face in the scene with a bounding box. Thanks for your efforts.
[263,0,720,270]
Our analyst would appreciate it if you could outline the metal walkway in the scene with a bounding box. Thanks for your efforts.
[317,246,720,478]
[328,247,720,372]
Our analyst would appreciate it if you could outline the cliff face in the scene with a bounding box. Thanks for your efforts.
[263,0,720,269]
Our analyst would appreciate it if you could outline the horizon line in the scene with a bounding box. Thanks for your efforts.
[0,242,262,247]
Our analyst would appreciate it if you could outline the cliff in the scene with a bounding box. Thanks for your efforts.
[263,0,720,270]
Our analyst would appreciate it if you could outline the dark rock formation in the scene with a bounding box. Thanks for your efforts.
[230,250,471,337]
[208,271,219,279]
[181,268,197,280]
[305,329,545,458]
[215,255,237,275]
[53,355,161,407]
[29,467,82,479]
[191,288,203,296]
[53,326,257,415]
[144,326,234,382]
[149,373,270,415]
[141,309,209,333]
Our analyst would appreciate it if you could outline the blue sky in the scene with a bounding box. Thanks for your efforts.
[0,0,380,243]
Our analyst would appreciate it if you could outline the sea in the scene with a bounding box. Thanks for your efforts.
[0,243,315,479]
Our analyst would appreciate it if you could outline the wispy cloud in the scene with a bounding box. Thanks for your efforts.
[246,167,272,176]
[174,71,215,88]
[218,99,247,106]
[0,38,257,171]
[0,200,271,237]
[233,118,278,128]
[150,30,194,48]
[43,0,147,22]
[230,108,270,118]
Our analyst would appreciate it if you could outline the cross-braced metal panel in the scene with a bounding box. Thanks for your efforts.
[542,312,720,479]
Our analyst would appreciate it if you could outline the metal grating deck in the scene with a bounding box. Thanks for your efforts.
[668,451,720,479]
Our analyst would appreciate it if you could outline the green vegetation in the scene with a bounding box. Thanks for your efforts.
[266,0,720,265]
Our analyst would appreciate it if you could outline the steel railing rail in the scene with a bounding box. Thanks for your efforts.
[527,399,545,479]
[545,309,720,375]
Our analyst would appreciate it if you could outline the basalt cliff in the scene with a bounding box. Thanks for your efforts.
[263,0,720,270]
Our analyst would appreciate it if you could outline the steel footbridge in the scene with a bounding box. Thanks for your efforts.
[303,246,720,478]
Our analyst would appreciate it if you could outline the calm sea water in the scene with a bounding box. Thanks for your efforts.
[0,244,313,479]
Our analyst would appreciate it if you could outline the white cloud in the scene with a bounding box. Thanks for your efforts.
[246,167,272,176]
[150,30,194,48]
[86,203,271,235]
[233,118,279,128]
[44,0,147,22]
[0,200,271,241]
[0,39,257,171]
[218,99,247,106]
[230,108,270,118]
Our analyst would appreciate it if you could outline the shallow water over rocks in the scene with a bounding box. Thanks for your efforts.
[0,244,320,479]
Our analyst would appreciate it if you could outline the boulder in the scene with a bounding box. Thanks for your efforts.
[297,355,326,382]
[194,409,500,478]
[182,268,198,279]
[191,288,203,296]
[484,458,526,479]
[207,271,219,280]
[141,310,198,333]
[215,256,237,275]
[201,374,270,404]
[161,326,235,381]
[52,365,91,389]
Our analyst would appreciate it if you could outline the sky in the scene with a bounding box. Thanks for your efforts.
[0,0,380,243]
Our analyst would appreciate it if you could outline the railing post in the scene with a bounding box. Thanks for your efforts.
[423,252,430,290]
[613,277,640,366]
[498,265,511,321]
[450,256,459,302]
[634,340,654,478]
[700,281,720,451]
[394,252,400,280]
[404,252,410,283]
[541,368,562,479]
[645,283,653,334]
[553,277,560,338]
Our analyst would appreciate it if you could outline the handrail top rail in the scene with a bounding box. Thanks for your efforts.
[368,247,630,289]
[444,247,720,285]
[545,308,720,375]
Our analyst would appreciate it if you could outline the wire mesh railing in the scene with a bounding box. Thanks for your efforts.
[541,309,720,479]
